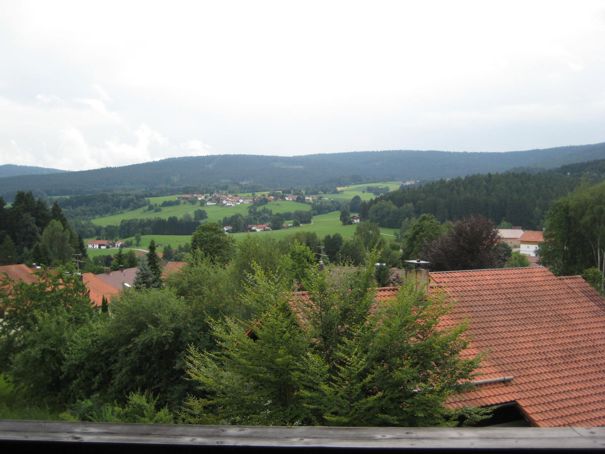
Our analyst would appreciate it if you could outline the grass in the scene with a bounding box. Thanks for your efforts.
[85,247,146,258]
[325,181,403,202]
[92,200,311,227]
[110,211,399,251]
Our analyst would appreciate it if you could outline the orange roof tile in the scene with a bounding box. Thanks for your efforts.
[162,261,186,279]
[430,267,605,427]
[0,264,37,285]
[82,273,121,307]
[520,230,544,243]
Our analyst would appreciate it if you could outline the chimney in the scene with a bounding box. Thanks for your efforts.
[403,259,430,289]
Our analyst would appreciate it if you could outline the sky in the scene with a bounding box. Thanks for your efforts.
[1,0,605,171]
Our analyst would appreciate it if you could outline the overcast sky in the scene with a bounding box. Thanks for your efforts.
[1,0,605,170]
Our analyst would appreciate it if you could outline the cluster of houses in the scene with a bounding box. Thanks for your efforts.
[497,228,544,257]
[177,193,254,206]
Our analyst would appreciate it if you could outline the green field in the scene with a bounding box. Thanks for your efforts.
[112,211,398,251]
[84,247,146,258]
[92,200,311,226]
[325,181,403,202]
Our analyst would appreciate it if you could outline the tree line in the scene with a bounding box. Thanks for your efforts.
[361,170,583,230]
[0,192,86,265]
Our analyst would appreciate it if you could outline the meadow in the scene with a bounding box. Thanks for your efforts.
[92,199,311,226]
[325,181,403,202]
[95,211,399,253]
[87,183,401,253]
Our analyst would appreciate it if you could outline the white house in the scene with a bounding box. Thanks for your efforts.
[520,231,544,257]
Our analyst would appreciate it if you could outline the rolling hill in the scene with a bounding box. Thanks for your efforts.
[2,142,605,199]
[0,164,65,179]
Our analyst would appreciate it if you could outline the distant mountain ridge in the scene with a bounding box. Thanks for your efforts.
[1,142,605,199]
[0,164,65,179]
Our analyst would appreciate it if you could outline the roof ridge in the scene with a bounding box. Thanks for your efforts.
[429,266,546,275]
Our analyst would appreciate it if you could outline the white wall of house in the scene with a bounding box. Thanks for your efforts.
[520,243,539,257]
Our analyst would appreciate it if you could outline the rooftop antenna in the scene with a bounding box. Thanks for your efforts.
[404,259,430,270]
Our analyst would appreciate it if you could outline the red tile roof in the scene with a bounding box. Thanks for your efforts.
[430,267,605,427]
[0,264,37,285]
[82,273,121,307]
[292,268,605,427]
[520,230,544,243]
[162,261,186,279]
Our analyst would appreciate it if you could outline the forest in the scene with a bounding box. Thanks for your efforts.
[361,159,605,230]
[2,142,605,199]
[0,192,86,266]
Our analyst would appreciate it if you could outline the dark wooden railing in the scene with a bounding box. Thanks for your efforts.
[0,420,604,453]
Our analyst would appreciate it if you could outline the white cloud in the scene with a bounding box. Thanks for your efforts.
[0,0,604,168]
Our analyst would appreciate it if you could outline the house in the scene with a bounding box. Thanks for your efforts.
[83,262,186,307]
[497,229,524,249]
[0,264,38,310]
[351,215,361,224]
[95,267,139,290]
[223,226,233,233]
[82,273,121,307]
[288,267,605,427]
[0,264,37,286]
[87,240,114,249]
[249,224,271,232]
[520,230,544,257]
[434,267,605,427]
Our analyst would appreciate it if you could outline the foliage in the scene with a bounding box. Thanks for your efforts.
[183,263,482,426]
[506,251,530,268]
[366,171,581,230]
[400,214,445,261]
[0,191,81,264]
[339,207,351,225]
[191,223,235,265]
[64,289,211,408]
[425,215,502,271]
[323,233,343,263]
[0,267,95,403]
[63,392,173,423]
[40,219,74,266]
[541,182,605,292]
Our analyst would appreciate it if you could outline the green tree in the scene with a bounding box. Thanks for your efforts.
[0,267,94,403]
[183,272,326,425]
[134,233,142,247]
[146,240,162,282]
[425,215,501,271]
[125,250,138,268]
[0,236,17,265]
[40,219,74,266]
[349,195,362,213]
[401,214,444,260]
[354,221,384,252]
[288,241,316,288]
[541,182,605,292]
[184,263,482,426]
[133,260,162,290]
[339,207,351,225]
[64,289,211,408]
[505,251,529,268]
[191,223,235,265]
[112,247,125,271]
[323,233,343,263]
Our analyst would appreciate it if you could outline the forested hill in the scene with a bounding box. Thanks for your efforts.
[0,164,65,179]
[2,142,605,199]
[363,158,605,230]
